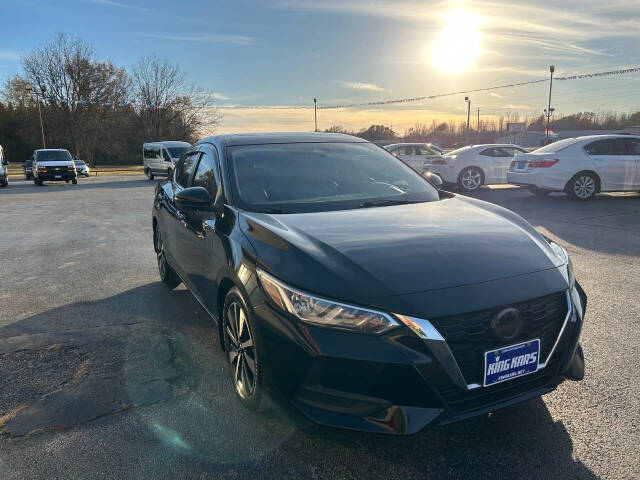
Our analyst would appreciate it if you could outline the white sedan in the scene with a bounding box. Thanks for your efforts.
[384,143,444,172]
[425,144,527,191]
[508,135,640,200]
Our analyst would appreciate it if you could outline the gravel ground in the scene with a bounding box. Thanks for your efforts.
[0,176,638,479]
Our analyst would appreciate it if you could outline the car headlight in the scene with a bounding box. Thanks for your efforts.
[548,240,575,290]
[256,269,399,334]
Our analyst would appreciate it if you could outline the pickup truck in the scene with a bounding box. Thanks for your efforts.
[32,149,77,185]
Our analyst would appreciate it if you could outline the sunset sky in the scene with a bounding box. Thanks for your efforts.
[1,0,639,134]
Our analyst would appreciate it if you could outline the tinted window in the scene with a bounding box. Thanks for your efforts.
[175,152,200,187]
[624,138,640,155]
[192,150,219,197]
[416,145,439,155]
[229,142,439,214]
[162,149,172,162]
[36,150,72,161]
[144,146,161,159]
[584,139,628,156]
[479,148,498,157]
[167,147,189,158]
[502,147,526,156]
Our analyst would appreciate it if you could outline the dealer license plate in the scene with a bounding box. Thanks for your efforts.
[484,339,540,387]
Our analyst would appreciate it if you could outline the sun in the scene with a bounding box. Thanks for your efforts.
[430,8,482,73]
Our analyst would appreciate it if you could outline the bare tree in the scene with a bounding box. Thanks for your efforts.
[21,34,130,163]
[131,55,219,141]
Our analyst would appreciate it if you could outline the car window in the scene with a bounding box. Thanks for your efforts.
[416,145,438,155]
[623,138,640,155]
[175,152,200,187]
[36,150,72,161]
[584,139,628,156]
[501,147,526,156]
[228,142,439,214]
[479,148,497,157]
[162,149,172,162]
[191,147,219,197]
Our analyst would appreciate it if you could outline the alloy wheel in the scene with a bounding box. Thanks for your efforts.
[573,175,596,199]
[461,168,482,190]
[155,229,167,279]
[225,301,257,399]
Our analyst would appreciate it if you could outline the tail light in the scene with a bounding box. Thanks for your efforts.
[529,159,559,168]
[431,159,447,165]
[510,160,516,167]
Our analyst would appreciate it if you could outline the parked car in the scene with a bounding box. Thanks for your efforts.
[384,143,444,172]
[74,159,90,177]
[143,141,191,180]
[32,149,77,185]
[24,159,33,180]
[0,145,7,187]
[152,132,586,434]
[426,144,528,191]
[508,135,640,200]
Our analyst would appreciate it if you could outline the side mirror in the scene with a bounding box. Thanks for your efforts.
[424,171,443,189]
[175,186,212,211]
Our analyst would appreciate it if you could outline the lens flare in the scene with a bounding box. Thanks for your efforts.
[430,8,482,73]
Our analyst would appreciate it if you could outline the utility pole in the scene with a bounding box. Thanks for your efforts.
[25,83,46,148]
[465,96,471,142]
[477,107,480,144]
[545,65,554,144]
[313,98,317,132]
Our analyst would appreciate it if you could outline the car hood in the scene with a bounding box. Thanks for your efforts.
[240,195,563,302]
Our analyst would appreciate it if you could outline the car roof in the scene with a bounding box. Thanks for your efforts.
[144,141,191,147]
[572,134,640,141]
[384,142,434,148]
[35,148,70,152]
[199,132,367,147]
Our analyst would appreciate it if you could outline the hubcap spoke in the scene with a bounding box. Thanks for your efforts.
[244,353,256,375]
[240,338,253,349]
[234,353,242,383]
[228,348,239,365]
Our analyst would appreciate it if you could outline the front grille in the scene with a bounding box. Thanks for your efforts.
[430,292,568,385]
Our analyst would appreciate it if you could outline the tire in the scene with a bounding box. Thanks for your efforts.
[530,187,551,197]
[65,180,70,183]
[33,177,38,185]
[154,224,180,287]
[37,178,43,186]
[567,172,597,201]
[72,178,77,185]
[145,168,154,181]
[0,178,7,187]
[222,287,265,410]
[457,167,484,191]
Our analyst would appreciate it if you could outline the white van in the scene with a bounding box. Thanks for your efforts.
[143,141,191,180]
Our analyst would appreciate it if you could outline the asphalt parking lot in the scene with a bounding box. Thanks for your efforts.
[0,176,638,479]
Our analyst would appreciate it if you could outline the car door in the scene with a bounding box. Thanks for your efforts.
[161,148,173,175]
[397,146,424,171]
[584,138,635,190]
[175,144,227,309]
[623,138,640,188]
[165,150,201,279]
[477,148,501,183]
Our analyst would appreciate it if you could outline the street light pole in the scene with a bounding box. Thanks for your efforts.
[545,65,554,144]
[477,107,480,144]
[25,84,46,149]
[465,96,471,141]
[313,97,317,132]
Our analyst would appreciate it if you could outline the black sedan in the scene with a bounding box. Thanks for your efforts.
[152,133,586,434]
[24,159,33,180]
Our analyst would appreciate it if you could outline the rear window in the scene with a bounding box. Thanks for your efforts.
[532,138,580,154]
[36,150,72,161]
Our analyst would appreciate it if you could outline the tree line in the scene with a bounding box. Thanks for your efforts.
[326,110,640,147]
[0,34,219,165]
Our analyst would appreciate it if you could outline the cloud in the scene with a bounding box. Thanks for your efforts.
[88,0,151,13]
[141,33,254,46]
[0,51,21,61]
[489,92,503,98]
[338,81,385,92]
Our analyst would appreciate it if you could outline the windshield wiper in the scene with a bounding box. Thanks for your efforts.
[359,199,422,208]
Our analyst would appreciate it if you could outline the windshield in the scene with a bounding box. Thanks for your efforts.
[74,160,85,165]
[167,147,189,158]
[229,142,440,213]
[532,138,580,153]
[36,150,72,161]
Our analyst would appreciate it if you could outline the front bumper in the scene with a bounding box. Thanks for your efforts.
[253,281,586,434]
[37,171,77,181]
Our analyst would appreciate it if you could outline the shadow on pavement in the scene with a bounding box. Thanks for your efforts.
[0,283,597,479]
